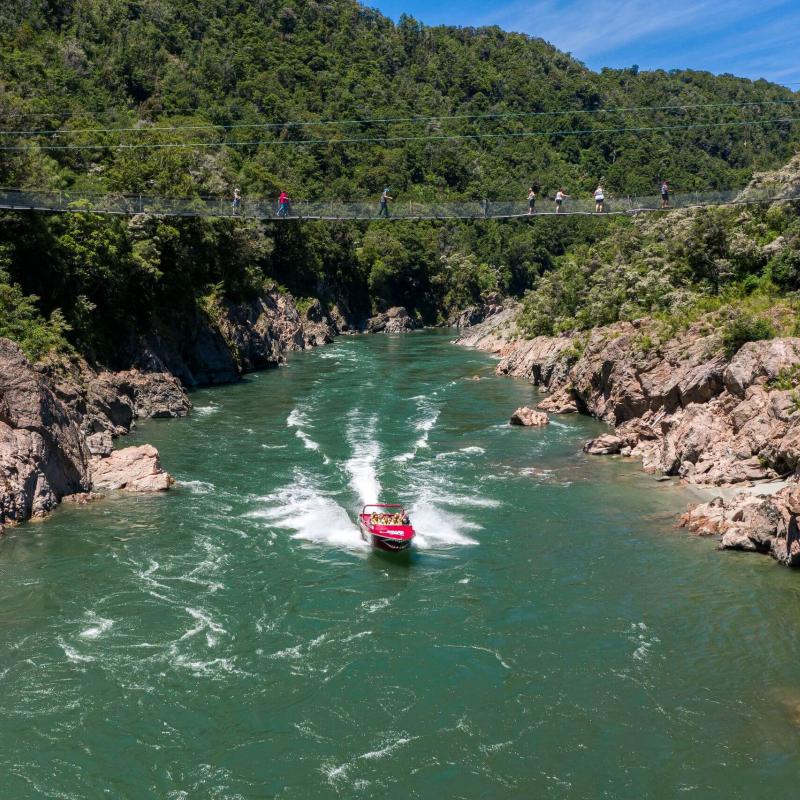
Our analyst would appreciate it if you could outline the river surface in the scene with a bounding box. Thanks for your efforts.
[2,330,800,799]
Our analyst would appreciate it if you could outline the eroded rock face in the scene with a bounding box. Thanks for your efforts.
[90,444,174,492]
[723,339,800,398]
[509,407,549,427]
[366,307,416,334]
[680,484,800,566]
[136,290,340,385]
[0,340,90,523]
[459,306,800,565]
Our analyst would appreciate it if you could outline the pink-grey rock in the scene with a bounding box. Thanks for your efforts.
[583,434,624,455]
[0,339,90,523]
[90,445,174,492]
[509,407,549,427]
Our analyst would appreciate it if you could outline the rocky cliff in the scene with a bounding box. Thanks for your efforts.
[0,288,340,529]
[135,290,341,385]
[456,307,800,566]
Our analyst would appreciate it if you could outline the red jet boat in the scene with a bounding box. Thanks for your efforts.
[358,504,416,552]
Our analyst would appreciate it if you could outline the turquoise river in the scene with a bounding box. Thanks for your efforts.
[2,330,800,799]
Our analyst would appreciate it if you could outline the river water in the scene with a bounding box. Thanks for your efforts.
[2,330,799,799]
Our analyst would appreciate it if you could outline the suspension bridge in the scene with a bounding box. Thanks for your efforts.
[0,185,797,221]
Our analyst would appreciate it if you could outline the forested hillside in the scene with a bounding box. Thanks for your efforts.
[1,0,799,367]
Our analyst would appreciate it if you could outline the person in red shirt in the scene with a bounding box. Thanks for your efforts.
[277,191,290,218]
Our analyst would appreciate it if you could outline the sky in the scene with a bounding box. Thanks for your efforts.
[370,0,800,88]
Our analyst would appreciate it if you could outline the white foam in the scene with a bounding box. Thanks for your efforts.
[408,498,479,548]
[359,736,415,760]
[295,429,320,451]
[345,413,382,505]
[79,612,113,640]
[180,607,227,647]
[459,446,485,455]
[249,471,365,550]
[287,407,310,428]
[59,639,94,663]
[181,480,215,494]
[261,444,288,450]
[288,406,322,452]
[362,597,391,614]
[193,404,219,417]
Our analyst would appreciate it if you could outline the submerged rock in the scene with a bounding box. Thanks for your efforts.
[509,407,549,427]
[90,444,174,493]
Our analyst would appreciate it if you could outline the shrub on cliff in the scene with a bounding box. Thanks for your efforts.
[722,312,775,357]
[0,268,71,361]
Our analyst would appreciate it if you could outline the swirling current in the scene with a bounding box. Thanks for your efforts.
[2,330,800,799]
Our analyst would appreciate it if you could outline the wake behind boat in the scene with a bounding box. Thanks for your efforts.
[358,504,416,552]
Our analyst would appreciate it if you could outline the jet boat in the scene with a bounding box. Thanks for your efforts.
[358,504,415,552]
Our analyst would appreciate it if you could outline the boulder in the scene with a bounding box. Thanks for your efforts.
[509,407,549,427]
[90,444,174,492]
[367,307,416,334]
[583,434,623,455]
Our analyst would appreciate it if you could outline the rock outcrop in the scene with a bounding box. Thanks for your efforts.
[366,306,416,334]
[0,340,184,526]
[0,339,91,523]
[135,289,340,385]
[457,306,800,566]
[90,444,174,492]
[509,407,549,427]
[1,286,340,528]
[680,484,800,566]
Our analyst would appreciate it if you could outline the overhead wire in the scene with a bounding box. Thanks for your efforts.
[1,99,800,136]
[1,116,798,151]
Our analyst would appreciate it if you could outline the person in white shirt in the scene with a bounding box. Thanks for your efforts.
[555,188,569,213]
[594,185,605,213]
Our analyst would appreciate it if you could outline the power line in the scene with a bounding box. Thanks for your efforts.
[1,116,797,151]
[2,99,800,137]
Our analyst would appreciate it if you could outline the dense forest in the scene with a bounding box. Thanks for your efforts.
[1,0,799,366]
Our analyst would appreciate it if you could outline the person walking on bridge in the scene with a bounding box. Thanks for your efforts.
[527,186,537,215]
[378,187,393,218]
[555,188,569,213]
[660,180,670,209]
[277,190,291,218]
[231,188,241,215]
[594,184,605,213]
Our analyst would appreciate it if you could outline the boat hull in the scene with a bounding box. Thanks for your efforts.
[358,520,414,552]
